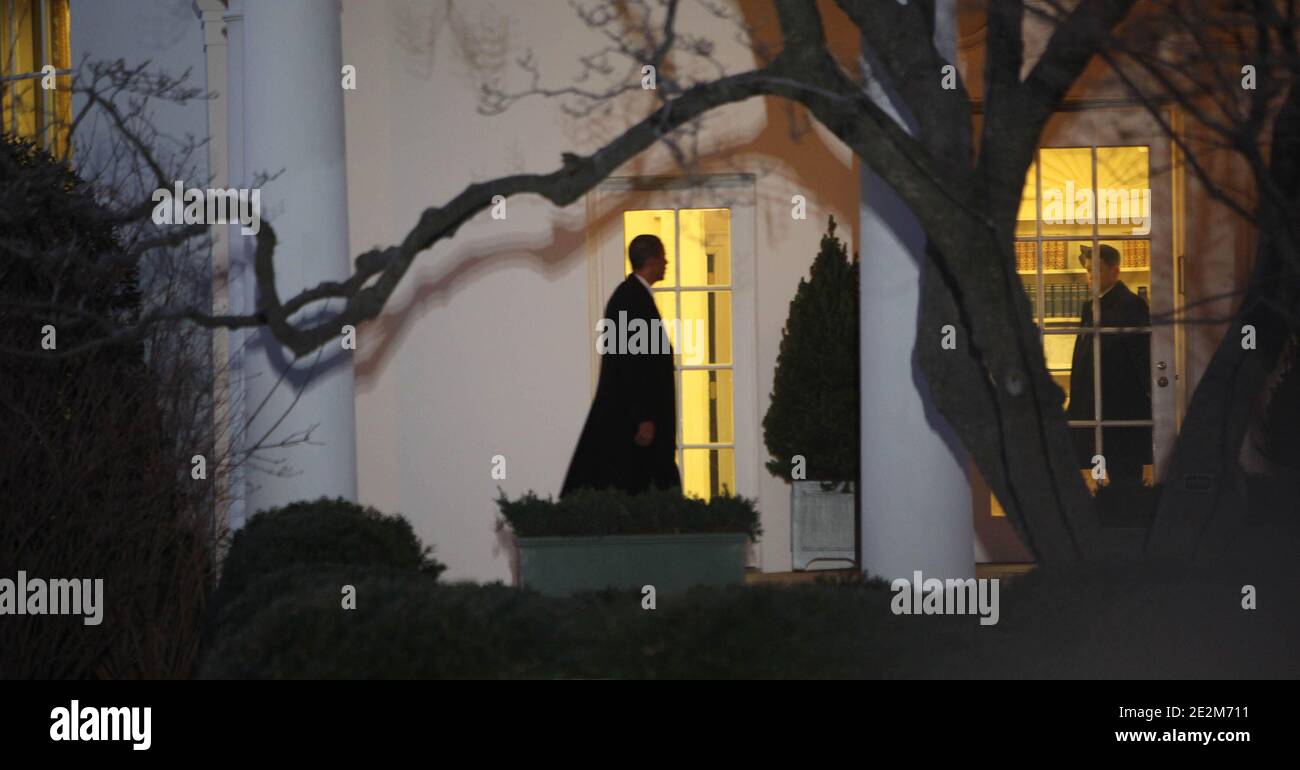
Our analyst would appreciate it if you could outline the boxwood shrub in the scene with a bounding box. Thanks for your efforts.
[211,497,445,621]
[201,572,580,679]
[496,486,761,541]
[199,574,900,679]
[200,559,1300,679]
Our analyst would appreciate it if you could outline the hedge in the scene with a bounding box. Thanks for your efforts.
[496,486,761,541]
[199,558,1300,679]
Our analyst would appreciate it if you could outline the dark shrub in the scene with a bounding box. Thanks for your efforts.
[1261,334,1300,471]
[763,215,859,483]
[213,497,445,612]
[496,486,761,541]
[0,135,212,679]
[201,560,1300,680]
[202,564,418,659]
[199,571,893,679]
[201,572,574,679]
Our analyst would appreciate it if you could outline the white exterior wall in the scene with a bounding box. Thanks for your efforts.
[340,0,860,581]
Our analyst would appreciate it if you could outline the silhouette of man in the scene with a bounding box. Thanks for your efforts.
[560,234,681,497]
[1068,243,1152,491]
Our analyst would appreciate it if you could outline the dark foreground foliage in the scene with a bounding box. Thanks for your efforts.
[202,519,1300,679]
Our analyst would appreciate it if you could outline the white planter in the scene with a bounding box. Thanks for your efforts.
[791,480,856,570]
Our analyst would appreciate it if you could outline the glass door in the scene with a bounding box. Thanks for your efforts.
[985,107,1178,537]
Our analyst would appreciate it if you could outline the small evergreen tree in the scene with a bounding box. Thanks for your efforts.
[763,216,859,484]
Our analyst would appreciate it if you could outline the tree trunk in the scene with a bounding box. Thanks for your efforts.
[915,230,1099,567]
[1149,85,1300,561]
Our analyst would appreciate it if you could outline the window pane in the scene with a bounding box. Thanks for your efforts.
[682,448,736,501]
[1095,147,1150,236]
[1014,240,1037,274]
[623,209,676,288]
[1093,239,1150,325]
[681,369,734,445]
[1039,253,1090,325]
[1071,427,1100,491]
[1097,426,1153,487]
[2,0,41,138]
[1094,426,1156,527]
[1050,331,1088,415]
[1015,161,1037,236]
[678,290,731,365]
[651,289,677,331]
[1042,239,1089,274]
[678,208,730,286]
[47,0,72,156]
[1014,241,1039,324]
[1039,148,1094,237]
[1043,332,1079,374]
[1098,328,1152,422]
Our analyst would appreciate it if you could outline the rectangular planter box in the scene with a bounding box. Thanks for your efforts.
[516,532,748,597]
[791,480,855,570]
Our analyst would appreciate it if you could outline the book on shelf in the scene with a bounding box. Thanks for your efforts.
[1015,241,1036,272]
[1119,240,1149,269]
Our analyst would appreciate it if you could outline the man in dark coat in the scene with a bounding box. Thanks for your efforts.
[560,234,681,497]
[1068,243,1153,488]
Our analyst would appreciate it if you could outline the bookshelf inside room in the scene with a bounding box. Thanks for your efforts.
[1016,238,1151,319]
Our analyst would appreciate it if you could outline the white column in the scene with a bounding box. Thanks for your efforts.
[238,0,357,517]
[196,0,231,541]
[858,0,973,581]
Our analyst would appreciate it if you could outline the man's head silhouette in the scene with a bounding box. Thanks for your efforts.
[1079,243,1122,295]
[629,234,668,284]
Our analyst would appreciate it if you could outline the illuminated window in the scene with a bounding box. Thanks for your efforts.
[623,208,735,501]
[997,145,1155,516]
[2,0,71,155]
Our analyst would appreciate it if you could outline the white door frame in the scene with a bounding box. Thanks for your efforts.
[978,104,1180,562]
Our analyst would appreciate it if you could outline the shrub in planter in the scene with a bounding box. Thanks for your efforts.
[212,497,445,615]
[497,486,760,541]
[496,487,761,596]
[762,215,860,485]
[762,217,859,569]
